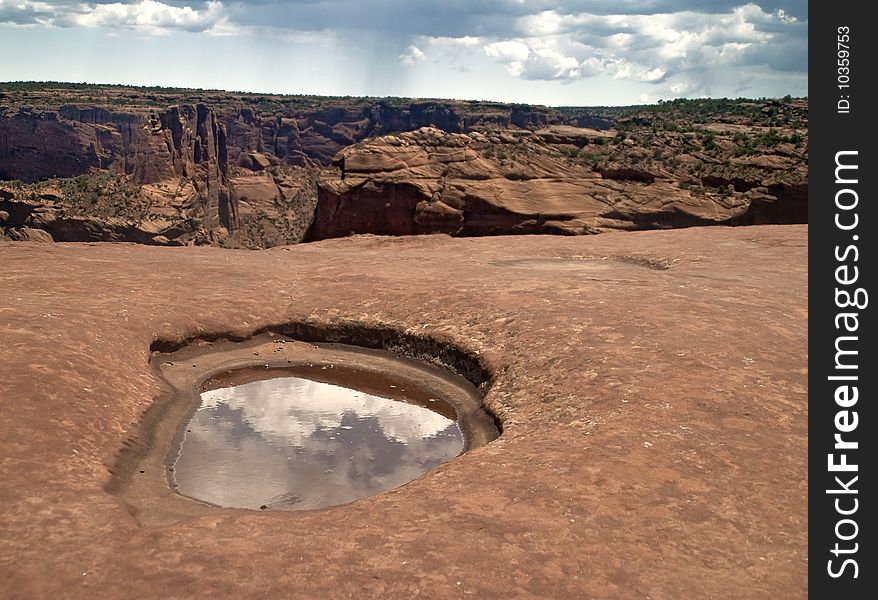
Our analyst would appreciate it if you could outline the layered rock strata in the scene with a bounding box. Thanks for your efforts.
[311,126,806,240]
[0,88,808,246]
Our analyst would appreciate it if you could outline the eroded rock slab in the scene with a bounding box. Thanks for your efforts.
[312,126,806,239]
[0,225,807,599]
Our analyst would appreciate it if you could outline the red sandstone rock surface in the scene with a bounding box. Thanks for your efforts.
[0,225,807,599]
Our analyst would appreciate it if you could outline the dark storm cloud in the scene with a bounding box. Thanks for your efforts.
[213,0,807,30]
[217,0,526,38]
[0,0,54,25]
[217,0,807,34]
[1,1,808,39]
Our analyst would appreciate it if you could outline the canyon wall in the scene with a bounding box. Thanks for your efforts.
[0,88,807,246]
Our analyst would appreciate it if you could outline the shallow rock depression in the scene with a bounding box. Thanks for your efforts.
[109,333,499,524]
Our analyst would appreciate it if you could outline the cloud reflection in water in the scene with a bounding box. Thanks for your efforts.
[172,376,463,510]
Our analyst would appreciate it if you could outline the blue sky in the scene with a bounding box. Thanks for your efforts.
[0,1,807,105]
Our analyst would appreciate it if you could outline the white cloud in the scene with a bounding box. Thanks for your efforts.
[178,376,463,510]
[476,2,803,88]
[3,0,228,34]
[399,44,426,66]
[518,10,568,36]
[417,35,481,73]
[611,60,666,82]
[669,82,690,94]
[68,0,225,34]
[774,8,796,23]
[200,377,456,445]
[521,39,581,80]
[484,39,530,63]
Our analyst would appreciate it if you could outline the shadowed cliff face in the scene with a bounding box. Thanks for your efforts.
[151,104,234,234]
[0,95,576,182]
[1,103,235,234]
[0,111,113,181]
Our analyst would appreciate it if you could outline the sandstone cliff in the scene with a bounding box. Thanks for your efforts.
[0,84,807,246]
[1,85,572,177]
[310,124,806,240]
[0,102,273,246]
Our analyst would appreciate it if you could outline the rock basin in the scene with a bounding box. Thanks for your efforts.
[110,333,499,524]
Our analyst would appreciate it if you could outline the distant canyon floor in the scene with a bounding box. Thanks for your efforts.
[0,225,807,599]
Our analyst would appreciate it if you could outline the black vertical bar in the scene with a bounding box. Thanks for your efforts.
[809,2,875,597]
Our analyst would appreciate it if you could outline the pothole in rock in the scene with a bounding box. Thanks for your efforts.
[110,331,499,524]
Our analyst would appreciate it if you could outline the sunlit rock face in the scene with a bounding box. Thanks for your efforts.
[171,376,464,510]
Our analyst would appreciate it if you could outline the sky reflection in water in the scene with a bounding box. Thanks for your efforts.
[172,376,463,510]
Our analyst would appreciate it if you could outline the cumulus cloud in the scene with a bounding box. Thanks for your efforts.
[484,39,530,63]
[65,0,224,33]
[179,376,462,510]
[478,2,804,91]
[485,38,584,80]
[2,0,227,33]
[518,10,568,37]
[200,377,457,446]
[398,44,426,66]
[417,35,481,72]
